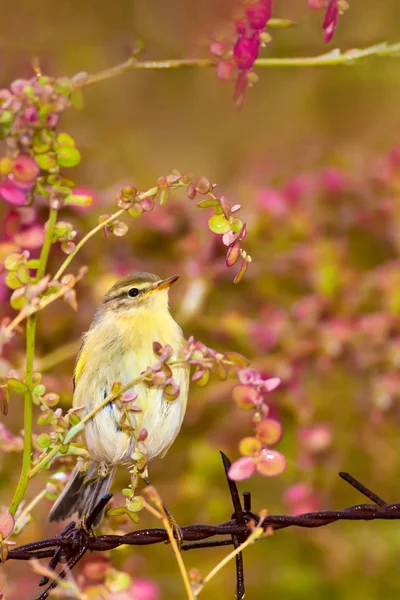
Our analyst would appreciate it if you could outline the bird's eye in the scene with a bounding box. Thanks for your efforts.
[128,288,139,298]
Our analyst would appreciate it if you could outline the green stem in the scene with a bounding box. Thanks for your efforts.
[36,208,58,281]
[8,208,58,516]
[83,42,400,87]
[9,316,36,516]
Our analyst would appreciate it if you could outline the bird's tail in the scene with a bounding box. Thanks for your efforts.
[49,459,115,525]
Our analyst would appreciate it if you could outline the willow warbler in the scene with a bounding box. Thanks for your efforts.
[49,272,189,523]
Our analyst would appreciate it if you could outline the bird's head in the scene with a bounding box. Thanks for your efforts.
[99,272,179,316]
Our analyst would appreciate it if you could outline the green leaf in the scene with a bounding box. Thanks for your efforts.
[107,507,127,516]
[197,199,219,208]
[35,153,57,171]
[7,378,28,394]
[10,289,27,310]
[70,89,84,110]
[5,271,22,290]
[69,413,80,426]
[56,147,81,168]
[56,133,75,147]
[37,433,51,448]
[126,496,144,513]
[17,264,30,284]
[4,253,25,271]
[230,218,243,233]
[26,259,40,269]
[64,421,85,444]
[208,214,231,234]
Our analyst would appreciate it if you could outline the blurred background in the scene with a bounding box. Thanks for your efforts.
[2,0,400,598]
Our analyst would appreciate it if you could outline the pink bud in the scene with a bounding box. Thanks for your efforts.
[323,0,339,42]
[246,4,270,30]
[228,456,256,481]
[233,35,260,70]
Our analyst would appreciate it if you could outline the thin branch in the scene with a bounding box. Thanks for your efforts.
[53,186,158,282]
[82,42,400,88]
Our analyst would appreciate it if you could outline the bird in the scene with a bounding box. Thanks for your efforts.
[49,272,189,524]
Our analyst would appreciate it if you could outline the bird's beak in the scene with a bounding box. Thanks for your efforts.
[155,275,180,291]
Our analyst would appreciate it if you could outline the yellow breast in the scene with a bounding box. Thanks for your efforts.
[73,306,189,464]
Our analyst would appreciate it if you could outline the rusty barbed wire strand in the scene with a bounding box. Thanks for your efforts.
[4,453,400,600]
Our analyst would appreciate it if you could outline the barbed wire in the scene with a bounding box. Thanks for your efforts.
[5,452,400,600]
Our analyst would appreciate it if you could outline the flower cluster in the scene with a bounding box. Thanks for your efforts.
[210,0,273,109]
[0,73,90,212]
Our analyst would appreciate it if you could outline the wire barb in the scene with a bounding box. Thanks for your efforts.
[220,452,246,600]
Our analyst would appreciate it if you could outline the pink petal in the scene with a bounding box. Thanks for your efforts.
[0,183,27,206]
[256,449,287,477]
[228,456,256,481]
[263,377,281,393]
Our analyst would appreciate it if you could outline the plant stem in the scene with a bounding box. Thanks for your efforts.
[83,42,400,88]
[37,208,58,281]
[53,208,125,281]
[29,444,62,478]
[53,186,158,282]
[9,208,58,515]
[144,491,195,600]
[195,526,264,596]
